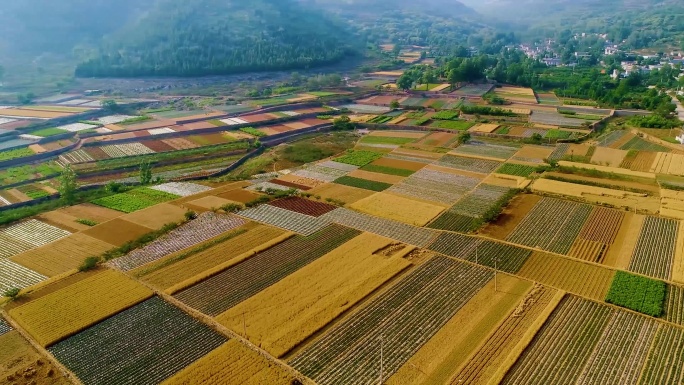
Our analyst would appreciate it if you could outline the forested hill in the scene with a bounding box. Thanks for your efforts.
[75,0,358,78]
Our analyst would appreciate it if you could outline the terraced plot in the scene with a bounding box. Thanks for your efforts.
[238,204,332,235]
[597,130,628,147]
[507,198,592,255]
[92,188,180,213]
[110,213,247,271]
[349,192,445,226]
[175,225,361,316]
[548,143,570,161]
[628,216,679,280]
[321,208,440,247]
[436,155,502,174]
[501,296,613,385]
[49,297,227,385]
[0,259,46,292]
[291,256,492,385]
[496,163,537,177]
[292,165,348,182]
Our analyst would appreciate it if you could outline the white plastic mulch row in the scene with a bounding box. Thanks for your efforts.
[0,259,47,292]
[239,205,331,236]
[247,182,298,193]
[110,213,247,271]
[0,118,17,125]
[117,143,156,156]
[0,195,11,206]
[58,123,99,132]
[96,115,135,125]
[148,127,176,135]
[316,161,359,172]
[60,150,95,164]
[280,111,300,116]
[0,234,34,258]
[1,219,71,247]
[150,182,212,197]
[220,117,249,125]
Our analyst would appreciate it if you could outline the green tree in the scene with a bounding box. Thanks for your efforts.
[139,160,153,185]
[59,164,77,204]
[422,69,436,90]
[458,132,471,144]
[102,99,120,112]
[333,115,355,130]
[17,92,35,105]
[390,99,400,109]
[3,288,20,300]
[397,74,413,91]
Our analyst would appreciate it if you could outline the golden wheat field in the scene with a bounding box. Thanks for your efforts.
[161,340,295,385]
[349,192,445,226]
[215,233,412,357]
[9,270,152,346]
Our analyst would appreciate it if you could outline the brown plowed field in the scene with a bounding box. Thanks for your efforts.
[275,174,325,189]
[308,183,375,204]
[122,203,188,230]
[568,238,605,262]
[517,252,615,301]
[140,140,176,152]
[268,197,337,217]
[81,218,154,246]
[417,132,457,147]
[578,207,625,245]
[84,147,110,160]
[371,157,426,171]
[625,151,658,172]
[162,138,198,150]
[269,179,312,191]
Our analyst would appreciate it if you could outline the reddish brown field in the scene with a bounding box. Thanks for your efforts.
[283,122,310,130]
[0,120,33,130]
[371,157,426,171]
[183,121,216,130]
[301,118,328,126]
[216,188,262,203]
[241,113,273,123]
[133,131,150,138]
[418,132,457,147]
[268,197,337,217]
[84,147,110,160]
[124,119,176,130]
[140,140,176,152]
[269,179,312,191]
[162,138,199,150]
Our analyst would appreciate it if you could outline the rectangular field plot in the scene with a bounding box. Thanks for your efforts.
[496,163,537,177]
[91,187,180,213]
[137,224,285,290]
[110,213,247,271]
[161,340,295,385]
[506,197,592,255]
[150,182,212,197]
[215,233,412,357]
[388,168,481,205]
[9,270,153,347]
[0,259,46,292]
[429,233,532,274]
[0,234,34,259]
[1,219,70,247]
[49,297,227,385]
[292,164,348,182]
[11,233,115,277]
[628,217,679,280]
[517,252,615,301]
[452,286,560,385]
[663,284,684,325]
[321,208,440,247]
[436,155,502,174]
[503,296,658,385]
[451,143,519,160]
[175,225,361,316]
[291,256,491,385]
[639,324,684,385]
[349,192,445,227]
[268,197,337,217]
[428,184,514,232]
[238,204,332,235]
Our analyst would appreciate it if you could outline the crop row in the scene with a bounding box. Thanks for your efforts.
[428,232,532,274]
[449,184,512,218]
[436,155,502,174]
[0,259,47,292]
[320,208,440,247]
[268,197,337,217]
[239,204,332,235]
[0,234,34,259]
[452,286,558,385]
[502,296,613,384]
[91,187,179,213]
[334,176,391,191]
[317,160,359,172]
[597,130,628,147]
[578,207,625,245]
[453,143,519,160]
[149,182,212,197]
[663,284,684,326]
[1,219,71,247]
[496,163,537,177]
[427,212,479,233]
[248,181,299,193]
[49,297,227,385]
[0,317,11,336]
[507,198,592,255]
[389,168,480,204]
[577,310,658,385]
[96,114,136,124]
[291,256,492,385]
[60,149,94,164]
[628,217,679,280]
[292,167,347,183]
[335,150,384,167]
[548,143,570,161]
[638,325,684,385]
[110,213,247,271]
[175,224,361,316]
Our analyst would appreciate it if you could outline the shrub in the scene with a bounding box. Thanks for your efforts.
[76,218,98,227]
[221,203,244,213]
[3,288,21,300]
[184,210,197,221]
[79,256,100,272]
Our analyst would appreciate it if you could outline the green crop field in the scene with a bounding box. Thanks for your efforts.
[496,163,537,177]
[605,271,666,317]
[360,164,415,177]
[334,176,392,191]
[335,150,384,166]
[91,188,179,213]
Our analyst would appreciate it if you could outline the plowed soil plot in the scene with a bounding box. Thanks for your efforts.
[628,217,679,280]
[417,132,457,147]
[268,196,337,217]
[109,213,247,271]
[161,340,295,385]
[428,233,532,274]
[436,155,502,174]
[290,256,492,385]
[506,197,592,255]
[518,252,615,301]
[501,296,613,385]
[175,224,361,316]
[452,286,559,385]
[49,297,226,385]
[639,324,684,385]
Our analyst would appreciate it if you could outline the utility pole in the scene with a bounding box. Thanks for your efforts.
[242,311,247,337]
[379,335,384,385]
[475,244,478,265]
[494,258,498,292]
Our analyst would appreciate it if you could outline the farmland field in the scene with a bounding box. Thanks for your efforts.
[49,297,227,385]
[429,233,532,274]
[150,182,212,197]
[452,143,519,160]
[9,270,153,346]
[389,168,481,205]
[496,163,537,177]
[161,340,295,385]
[290,256,492,385]
[349,192,445,226]
[0,318,11,336]
[175,224,361,316]
[638,324,684,384]
[216,233,411,357]
[605,271,666,317]
[628,217,679,280]
[428,185,514,232]
[1,219,71,247]
[335,150,384,166]
[0,259,47,292]
[334,175,392,192]
[663,284,684,325]
[436,155,502,174]
[238,204,332,235]
[268,196,337,217]
[91,187,180,213]
[110,212,247,271]
[308,183,375,204]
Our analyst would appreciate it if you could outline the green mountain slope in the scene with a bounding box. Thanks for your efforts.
[75,0,357,77]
